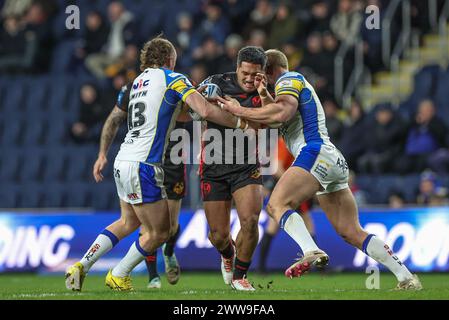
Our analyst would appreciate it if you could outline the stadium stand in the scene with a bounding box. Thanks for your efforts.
[0,0,448,209]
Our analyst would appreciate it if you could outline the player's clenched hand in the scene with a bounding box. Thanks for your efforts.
[217,96,242,115]
[254,73,268,98]
[93,154,108,183]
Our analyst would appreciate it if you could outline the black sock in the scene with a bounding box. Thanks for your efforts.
[233,258,251,280]
[258,233,274,272]
[218,241,235,259]
[145,251,159,280]
[164,225,181,257]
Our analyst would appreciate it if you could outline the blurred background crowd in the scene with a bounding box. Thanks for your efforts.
[0,0,448,210]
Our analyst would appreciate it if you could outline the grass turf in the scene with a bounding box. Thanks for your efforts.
[1,272,448,300]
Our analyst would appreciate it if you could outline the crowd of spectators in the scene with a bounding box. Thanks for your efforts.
[1,0,448,206]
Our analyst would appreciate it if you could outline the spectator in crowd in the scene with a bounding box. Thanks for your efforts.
[189,63,208,85]
[299,32,328,92]
[224,0,255,34]
[361,0,384,73]
[192,36,224,75]
[322,96,344,145]
[75,11,110,61]
[244,0,275,37]
[104,43,139,82]
[330,0,363,45]
[416,170,440,206]
[339,99,367,171]
[321,31,339,90]
[0,16,29,73]
[85,1,136,79]
[388,191,406,209]
[349,170,367,206]
[216,33,243,73]
[199,0,230,45]
[267,1,299,50]
[1,0,57,74]
[398,100,448,173]
[246,28,267,48]
[358,104,406,174]
[1,0,32,18]
[305,0,331,34]
[428,188,449,207]
[70,83,108,143]
[280,41,301,70]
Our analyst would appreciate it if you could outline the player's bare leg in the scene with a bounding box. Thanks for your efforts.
[66,200,141,291]
[204,200,235,285]
[231,184,263,290]
[258,216,279,273]
[318,188,422,290]
[163,199,182,285]
[143,198,182,288]
[267,167,328,278]
[107,199,170,291]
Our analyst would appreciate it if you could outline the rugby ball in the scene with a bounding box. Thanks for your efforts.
[200,82,222,100]
[188,83,223,121]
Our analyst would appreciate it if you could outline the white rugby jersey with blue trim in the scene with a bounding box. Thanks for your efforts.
[275,71,334,156]
[115,68,195,164]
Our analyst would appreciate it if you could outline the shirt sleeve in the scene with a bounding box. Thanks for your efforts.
[116,83,131,111]
[167,76,196,103]
[275,76,305,99]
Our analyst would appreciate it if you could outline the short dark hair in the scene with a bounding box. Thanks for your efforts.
[140,34,176,71]
[237,46,267,69]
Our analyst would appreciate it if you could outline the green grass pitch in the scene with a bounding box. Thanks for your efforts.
[1,272,448,300]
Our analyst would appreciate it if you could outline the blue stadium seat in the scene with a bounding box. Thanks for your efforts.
[64,146,97,182]
[17,183,45,208]
[0,120,23,146]
[0,147,21,182]
[92,182,118,210]
[22,120,47,146]
[42,147,66,182]
[41,183,66,208]
[0,184,19,208]
[65,182,93,208]
[18,148,45,182]
[46,119,69,145]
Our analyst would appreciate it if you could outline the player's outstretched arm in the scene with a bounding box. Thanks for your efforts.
[185,91,249,130]
[93,106,127,182]
[217,95,297,126]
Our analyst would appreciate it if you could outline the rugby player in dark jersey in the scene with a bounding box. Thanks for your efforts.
[200,46,267,291]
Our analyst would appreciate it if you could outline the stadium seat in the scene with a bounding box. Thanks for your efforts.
[17,183,45,208]
[41,183,66,208]
[22,120,48,146]
[42,147,66,182]
[0,120,23,146]
[0,147,21,182]
[0,184,20,208]
[65,182,93,208]
[18,148,45,182]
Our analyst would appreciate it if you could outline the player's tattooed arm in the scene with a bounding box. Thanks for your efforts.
[93,106,127,182]
[217,95,297,126]
[99,106,127,156]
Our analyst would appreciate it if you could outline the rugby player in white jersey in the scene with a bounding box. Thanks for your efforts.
[65,36,248,291]
[218,49,422,290]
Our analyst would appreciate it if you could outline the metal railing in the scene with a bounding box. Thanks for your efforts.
[439,0,449,64]
[382,0,401,68]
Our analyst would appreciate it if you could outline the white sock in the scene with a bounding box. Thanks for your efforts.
[364,235,413,282]
[280,210,320,253]
[112,240,148,277]
[80,230,119,272]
